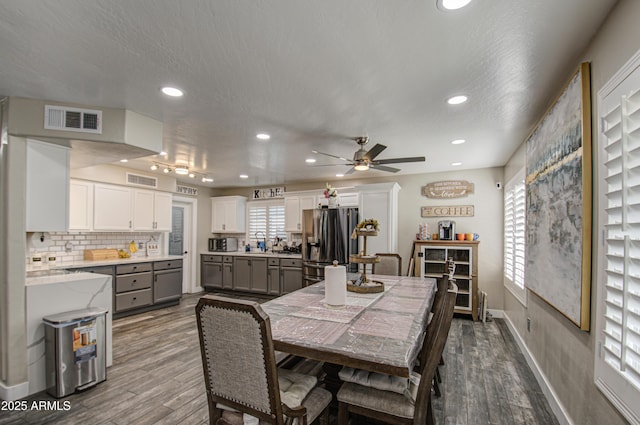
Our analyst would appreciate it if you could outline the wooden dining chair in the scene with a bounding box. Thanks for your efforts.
[195,295,332,425]
[372,253,402,276]
[337,280,458,425]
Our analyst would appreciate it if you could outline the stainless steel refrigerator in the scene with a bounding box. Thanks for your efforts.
[301,207,359,286]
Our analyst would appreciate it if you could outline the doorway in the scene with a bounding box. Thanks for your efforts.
[170,196,198,293]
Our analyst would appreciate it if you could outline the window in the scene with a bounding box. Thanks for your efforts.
[595,49,640,425]
[504,169,526,304]
[247,200,286,247]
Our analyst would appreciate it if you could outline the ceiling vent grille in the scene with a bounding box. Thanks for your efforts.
[44,105,102,134]
[126,173,158,188]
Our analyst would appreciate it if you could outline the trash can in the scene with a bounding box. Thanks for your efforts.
[43,307,108,398]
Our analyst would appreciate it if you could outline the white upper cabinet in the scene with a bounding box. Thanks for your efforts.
[69,179,94,231]
[284,193,316,232]
[153,191,172,231]
[211,196,247,233]
[132,189,172,231]
[26,139,70,232]
[357,182,401,255]
[93,183,133,231]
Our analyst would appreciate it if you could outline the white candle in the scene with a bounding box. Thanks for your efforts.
[325,262,346,306]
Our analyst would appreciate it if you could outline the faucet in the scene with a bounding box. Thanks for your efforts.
[255,231,266,252]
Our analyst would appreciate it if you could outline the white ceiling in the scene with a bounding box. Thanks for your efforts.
[0,0,617,188]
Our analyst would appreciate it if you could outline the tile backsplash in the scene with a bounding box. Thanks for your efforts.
[27,232,164,264]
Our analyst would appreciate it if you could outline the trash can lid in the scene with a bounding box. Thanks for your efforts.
[42,307,108,325]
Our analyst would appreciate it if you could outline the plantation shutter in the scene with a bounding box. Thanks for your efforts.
[595,50,640,425]
[248,201,286,246]
[504,187,515,280]
[513,181,526,288]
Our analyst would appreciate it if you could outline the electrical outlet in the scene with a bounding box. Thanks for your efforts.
[527,317,531,332]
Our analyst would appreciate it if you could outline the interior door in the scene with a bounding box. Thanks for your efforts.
[170,199,194,293]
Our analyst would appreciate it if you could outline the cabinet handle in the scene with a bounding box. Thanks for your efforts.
[222,224,226,230]
[129,220,132,228]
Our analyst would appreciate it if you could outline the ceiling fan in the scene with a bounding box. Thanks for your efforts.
[312,137,426,174]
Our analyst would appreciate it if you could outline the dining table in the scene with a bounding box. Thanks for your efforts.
[262,274,437,379]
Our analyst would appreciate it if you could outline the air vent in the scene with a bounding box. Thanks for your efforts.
[44,105,102,134]
[126,173,158,188]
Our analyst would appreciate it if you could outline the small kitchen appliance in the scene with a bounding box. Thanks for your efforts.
[208,237,238,252]
[438,220,456,241]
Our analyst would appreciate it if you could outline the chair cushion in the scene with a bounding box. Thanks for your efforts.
[338,382,415,419]
[338,366,420,403]
[219,386,331,425]
[277,368,318,407]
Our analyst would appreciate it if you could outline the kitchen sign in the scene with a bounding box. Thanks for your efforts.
[252,186,285,199]
[176,185,198,196]
[422,180,474,198]
[421,205,474,217]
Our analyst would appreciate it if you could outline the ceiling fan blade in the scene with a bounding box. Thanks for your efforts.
[312,150,351,162]
[370,164,400,173]
[374,156,426,165]
[344,167,357,175]
[362,144,387,161]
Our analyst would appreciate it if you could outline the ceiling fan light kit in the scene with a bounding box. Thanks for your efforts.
[312,136,425,174]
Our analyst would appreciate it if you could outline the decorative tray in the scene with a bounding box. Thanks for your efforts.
[349,254,380,264]
[347,280,384,293]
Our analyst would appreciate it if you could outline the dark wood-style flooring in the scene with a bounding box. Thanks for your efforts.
[1,293,558,425]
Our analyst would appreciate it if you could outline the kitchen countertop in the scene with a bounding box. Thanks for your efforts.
[26,254,184,272]
[200,251,302,259]
[25,270,109,286]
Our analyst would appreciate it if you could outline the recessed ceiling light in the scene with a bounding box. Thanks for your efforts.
[305,158,316,163]
[437,0,472,11]
[256,133,270,140]
[120,159,128,163]
[451,162,462,166]
[159,151,168,156]
[188,173,195,178]
[239,174,249,179]
[447,95,468,105]
[336,173,344,177]
[451,139,466,145]
[202,177,214,183]
[161,87,184,97]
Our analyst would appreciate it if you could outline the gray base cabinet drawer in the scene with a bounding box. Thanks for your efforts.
[202,255,222,263]
[280,258,302,268]
[154,259,183,270]
[116,272,152,293]
[116,263,152,274]
[116,289,152,312]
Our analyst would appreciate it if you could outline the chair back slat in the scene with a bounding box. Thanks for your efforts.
[413,281,458,424]
[196,295,285,425]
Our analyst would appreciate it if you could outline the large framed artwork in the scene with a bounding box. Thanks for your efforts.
[525,62,592,331]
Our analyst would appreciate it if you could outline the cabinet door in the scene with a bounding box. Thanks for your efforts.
[153,269,182,303]
[233,257,251,291]
[284,197,301,232]
[211,196,246,232]
[202,262,223,290]
[26,139,70,232]
[222,262,234,289]
[250,258,268,294]
[268,267,280,295]
[153,192,173,231]
[211,199,227,232]
[93,184,132,231]
[281,267,303,294]
[132,189,155,231]
[69,180,93,231]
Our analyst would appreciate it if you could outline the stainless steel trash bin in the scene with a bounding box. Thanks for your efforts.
[43,307,108,398]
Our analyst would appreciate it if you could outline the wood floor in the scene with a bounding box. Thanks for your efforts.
[1,293,558,425]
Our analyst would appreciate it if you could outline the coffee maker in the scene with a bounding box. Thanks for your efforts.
[438,220,456,240]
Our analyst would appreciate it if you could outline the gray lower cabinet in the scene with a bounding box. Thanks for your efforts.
[115,263,153,313]
[153,259,183,303]
[201,255,223,290]
[222,256,234,289]
[233,257,251,291]
[281,258,303,294]
[267,258,280,295]
[233,257,268,293]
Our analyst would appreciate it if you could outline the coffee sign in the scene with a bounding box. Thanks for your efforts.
[422,180,474,199]
[421,205,474,217]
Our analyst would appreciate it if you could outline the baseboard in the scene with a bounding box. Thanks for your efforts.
[0,380,29,401]
[503,313,573,425]
[487,308,504,318]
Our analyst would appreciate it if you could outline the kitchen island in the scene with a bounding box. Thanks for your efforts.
[25,270,112,396]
